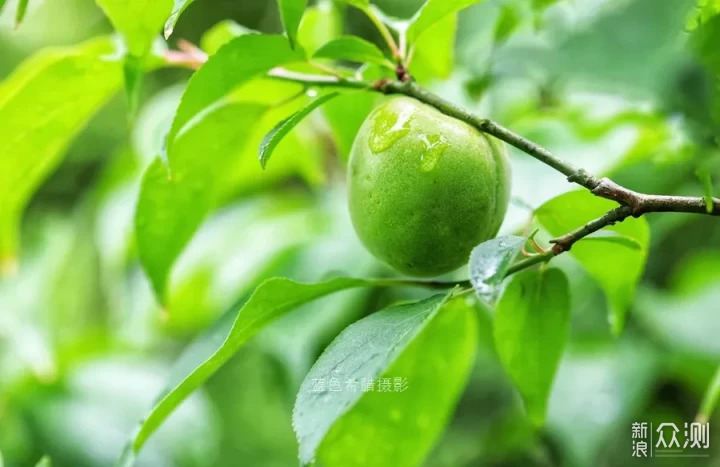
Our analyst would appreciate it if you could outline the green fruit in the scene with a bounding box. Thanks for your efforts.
[348,96,511,277]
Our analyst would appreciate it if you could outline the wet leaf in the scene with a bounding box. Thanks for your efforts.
[294,293,478,466]
[119,276,376,466]
[260,92,340,168]
[494,268,570,425]
[468,235,525,303]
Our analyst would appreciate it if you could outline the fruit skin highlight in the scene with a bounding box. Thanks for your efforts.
[347,96,511,277]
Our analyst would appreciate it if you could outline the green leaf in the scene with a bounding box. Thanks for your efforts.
[314,36,391,66]
[164,0,193,38]
[136,102,265,302]
[691,13,720,73]
[297,1,342,55]
[469,235,525,303]
[0,37,122,267]
[536,190,649,334]
[96,0,172,56]
[34,456,51,467]
[332,0,369,8]
[95,0,171,118]
[322,91,377,161]
[294,293,478,466]
[259,92,339,169]
[119,276,374,466]
[580,231,642,250]
[493,4,520,44]
[200,20,256,55]
[229,79,327,191]
[15,0,28,27]
[409,13,457,82]
[687,0,720,31]
[698,365,720,423]
[277,0,308,48]
[531,0,563,11]
[166,34,304,147]
[122,54,144,121]
[494,268,570,425]
[406,0,486,43]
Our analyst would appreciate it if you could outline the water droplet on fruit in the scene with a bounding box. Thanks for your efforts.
[419,133,449,172]
[369,109,412,153]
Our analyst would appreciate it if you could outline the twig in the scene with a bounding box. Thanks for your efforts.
[549,206,634,253]
[363,5,401,60]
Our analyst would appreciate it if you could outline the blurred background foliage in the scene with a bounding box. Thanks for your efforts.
[1,0,720,465]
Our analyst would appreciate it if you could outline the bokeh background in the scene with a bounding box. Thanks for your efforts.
[1,0,720,465]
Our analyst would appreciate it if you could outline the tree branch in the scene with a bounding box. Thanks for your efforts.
[165,47,719,278]
[549,206,634,253]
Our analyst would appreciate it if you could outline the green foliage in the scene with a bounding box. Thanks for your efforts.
[493,4,520,45]
[297,1,342,54]
[136,103,266,301]
[96,0,172,56]
[333,0,369,8]
[468,235,525,302]
[277,0,308,48]
[636,280,720,357]
[536,190,649,334]
[136,35,308,301]
[698,366,720,422]
[547,339,658,466]
[409,13,456,81]
[164,0,194,38]
[314,36,392,67]
[531,0,562,11]
[166,34,304,147]
[15,0,28,27]
[120,276,375,465]
[406,0,486,43]
[323,91,378,160]
[0,37,122,265]
[200,20,256,55]
[494,268,570,425]
[294,293,478,466]
[687,0,720,30]
[2,1,719,466]
[95,0,172,115]
[260,92,339,169]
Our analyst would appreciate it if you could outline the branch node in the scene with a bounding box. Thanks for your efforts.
[373,78,391,92]
[551,242,568,254]
[567,168,595,186]
[395,64,411,82]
